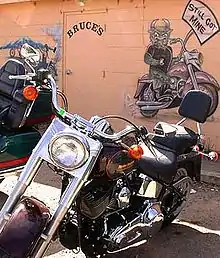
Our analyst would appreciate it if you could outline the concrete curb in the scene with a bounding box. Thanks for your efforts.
[201,169,220,186]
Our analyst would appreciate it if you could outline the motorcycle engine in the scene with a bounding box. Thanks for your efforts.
[79,179,113,219]
[59,178,113,251]
[104,200,164,253]
[59,173,164,257]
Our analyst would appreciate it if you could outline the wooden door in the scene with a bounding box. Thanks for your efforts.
[64,11,108,119]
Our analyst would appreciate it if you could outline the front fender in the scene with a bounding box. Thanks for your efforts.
[0,197,51,258]
[134,74,152,99]
[184,71,220,92]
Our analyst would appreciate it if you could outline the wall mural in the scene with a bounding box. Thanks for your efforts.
[0,23,62,80]
[42,24,62,64]
[129,0,220,119]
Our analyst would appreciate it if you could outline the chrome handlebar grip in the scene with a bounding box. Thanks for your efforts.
[9,74,35,80]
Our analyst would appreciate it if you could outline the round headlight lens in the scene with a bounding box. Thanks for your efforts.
[49,134,89,170]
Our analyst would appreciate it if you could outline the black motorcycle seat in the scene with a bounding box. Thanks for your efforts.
[137,141,177,184]
[152,122,198,155]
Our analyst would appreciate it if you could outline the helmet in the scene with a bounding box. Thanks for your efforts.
[148,19,172,47]
[149,19,173,33]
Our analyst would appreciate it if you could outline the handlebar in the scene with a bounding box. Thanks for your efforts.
[47,75,138,141]
[9,72,138,141]
[94,126,137,141]
[170,38,185,48]
[9,74,35,80]
[170,30,195,59]
[170,38,187,60]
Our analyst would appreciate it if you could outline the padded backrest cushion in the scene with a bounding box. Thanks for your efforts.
[0,59,25,97]
[0,59,25,113]
[4,89,30,128]
[0,59,31,128]
[178,90,212,123]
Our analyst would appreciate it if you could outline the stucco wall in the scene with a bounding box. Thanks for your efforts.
[0,0,33,4]
[0,0,220,151]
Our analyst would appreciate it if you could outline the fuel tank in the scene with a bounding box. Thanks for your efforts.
[0,197,51,258]
[168,61,189,81]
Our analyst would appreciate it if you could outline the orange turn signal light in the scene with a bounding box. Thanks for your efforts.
[128,145,144,160]
[23,86,39,101]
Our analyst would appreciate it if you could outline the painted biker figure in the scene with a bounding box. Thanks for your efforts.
[144,18,174,98]
[134,18,181,118]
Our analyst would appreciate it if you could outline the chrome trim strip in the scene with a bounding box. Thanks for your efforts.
[0,165,25,178]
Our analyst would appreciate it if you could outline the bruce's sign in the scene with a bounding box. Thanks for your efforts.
[67,21,105,38]
[182,0,220,44]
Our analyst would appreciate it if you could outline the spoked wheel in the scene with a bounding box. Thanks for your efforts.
[198,84,219,116]
[161,168,192,227]
[139,86,159,118]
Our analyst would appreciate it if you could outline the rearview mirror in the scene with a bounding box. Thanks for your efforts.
[20,43,40,63]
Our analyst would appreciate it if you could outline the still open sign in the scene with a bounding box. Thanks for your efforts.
[183,0,220,44]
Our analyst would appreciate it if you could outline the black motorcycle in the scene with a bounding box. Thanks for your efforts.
[0,44,54,183]
[0,45,217,258]
[0,43,68,184]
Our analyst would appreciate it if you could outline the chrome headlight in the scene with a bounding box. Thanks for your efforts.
[48,134,89,170]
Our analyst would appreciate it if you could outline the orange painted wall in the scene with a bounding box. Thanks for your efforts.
[0,0,220,151]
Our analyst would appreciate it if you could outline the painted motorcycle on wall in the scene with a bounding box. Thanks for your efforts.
[134,30,220,118]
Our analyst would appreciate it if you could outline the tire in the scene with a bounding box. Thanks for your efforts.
[161,168,192,227]
[139,86,159,118]
[198,83,219,117]
[140,109,159,118]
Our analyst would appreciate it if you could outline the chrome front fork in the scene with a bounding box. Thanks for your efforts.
[188,63,199,90]
[0,117,102,257]
[0,155,42,231]
[0,158,95,258]
[31,176,85,257]
[31,156,98,257]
